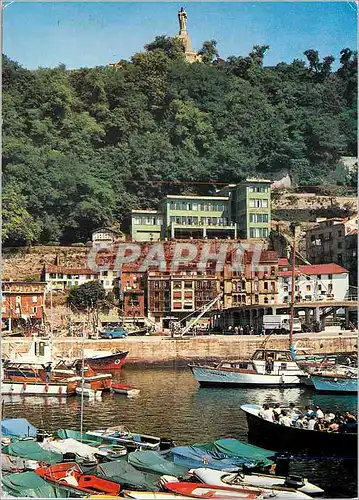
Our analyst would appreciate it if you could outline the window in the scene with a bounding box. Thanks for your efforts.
[32,296,38,303]
[50,273,56,279]
[103,271,108,277]
[249,199,269,208]
[264,282,268,290]
[317,274,321,279]
[328,274,333,279]
[284,286,288,292]
[328,284,333,292]
[295,285,299,291]
[33,307,37,314]
[318,284,322,291]
[306,285,311,291]
[249,227,269,238]
[249,213,269,223]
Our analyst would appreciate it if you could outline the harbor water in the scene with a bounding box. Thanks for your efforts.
[2,366,357,498]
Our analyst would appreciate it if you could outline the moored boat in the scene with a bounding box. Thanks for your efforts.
[86,426,173,452]
[310,368,357,393]
[111,383,140,397]
[189,349,305,388]
[191,467,324,496]
[35,462,121,495]
[241,404,357,457]
[164,481,311,499]
[84,350,129,372]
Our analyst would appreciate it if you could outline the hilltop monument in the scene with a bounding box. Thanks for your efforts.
[177,7,201,63]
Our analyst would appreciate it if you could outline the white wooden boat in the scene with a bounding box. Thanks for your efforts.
[192,468,324,496]
[86,426,162,451]
[76,386,103,399]
[1,377,79,396]
[111,384,140,397]
[189,349,305,387]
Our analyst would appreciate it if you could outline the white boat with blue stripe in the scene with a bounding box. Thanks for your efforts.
[189,349,306,387]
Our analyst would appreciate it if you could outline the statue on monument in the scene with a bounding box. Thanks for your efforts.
[178,7,187,32]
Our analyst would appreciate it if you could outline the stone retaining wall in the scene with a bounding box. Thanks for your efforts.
[2,335,357,366]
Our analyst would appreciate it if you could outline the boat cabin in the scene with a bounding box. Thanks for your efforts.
[216,349,303,376]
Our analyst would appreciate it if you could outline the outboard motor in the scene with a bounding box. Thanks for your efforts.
[284,475,305,489]
[36,429,48,443]
[159,437,175,451]
[79,458,98,474]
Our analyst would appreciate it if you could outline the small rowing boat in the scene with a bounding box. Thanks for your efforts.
[164,481,311,499]
[111,384,140,397]
[191,468,324,496]
[35,462,121,495]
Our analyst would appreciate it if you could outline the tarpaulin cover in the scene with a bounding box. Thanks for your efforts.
[57,428,104,446]
[1,454,37,473]
[1,471,74,498]
[193,438,275,468]
[168,446,252,470]
[128,450,188,476]
[1,419,36,438]
[96,459,161,491]
[2,440,63,464]
[41,438,107,459]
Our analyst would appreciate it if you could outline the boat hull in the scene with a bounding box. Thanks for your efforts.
[1,379,77,396]
[311,375,357,393]
[190,366,302,387]
[241,404,357,457]
[85,351,128,372]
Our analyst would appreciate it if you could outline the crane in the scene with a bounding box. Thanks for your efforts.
[179,293,223,337]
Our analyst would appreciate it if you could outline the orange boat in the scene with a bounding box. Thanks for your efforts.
[35,462,121,495]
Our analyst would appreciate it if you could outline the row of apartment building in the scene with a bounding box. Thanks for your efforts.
[2,252,350,332]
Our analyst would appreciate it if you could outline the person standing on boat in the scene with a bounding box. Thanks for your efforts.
[324,410,335,423]
[273,403,282,421]
[315,406,324,419]
[279,410,292,427]
[265,355,274,374]
[45,363,52,383]
[295,414,307,428]
[305,406,316,418]
[259,403,274,422]
[307,415,317,431]
[239,325,244,335]
[343,411,357,433]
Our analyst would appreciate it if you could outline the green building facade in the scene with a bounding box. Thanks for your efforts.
[130,179,271,241]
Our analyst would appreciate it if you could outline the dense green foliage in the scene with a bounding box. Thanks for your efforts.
[3,40,357,245]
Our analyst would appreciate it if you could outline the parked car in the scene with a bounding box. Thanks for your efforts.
[100,327,128,339]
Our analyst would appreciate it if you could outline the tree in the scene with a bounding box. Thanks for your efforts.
[2,184,40,246]
[198,40,219,64]
[144,36,186,61]
[67,281,107,334]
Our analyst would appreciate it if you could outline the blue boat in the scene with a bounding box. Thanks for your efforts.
[311,369,357,393]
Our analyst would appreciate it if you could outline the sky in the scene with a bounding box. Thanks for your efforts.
[3,2,357,70]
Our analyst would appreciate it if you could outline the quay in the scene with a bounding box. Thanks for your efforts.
[2,333,357,366]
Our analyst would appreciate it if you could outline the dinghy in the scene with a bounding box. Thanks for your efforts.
[87,426,174,452]
[192,468,324,496]
[35,462,121,495]
[164,482,312,499]
[111,383,140,397]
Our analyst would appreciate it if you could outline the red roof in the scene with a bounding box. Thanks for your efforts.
[278,258,289,267]
[279,263,348,277]
[45,266,99,276]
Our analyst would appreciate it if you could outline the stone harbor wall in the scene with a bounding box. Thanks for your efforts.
[3,334,356,366]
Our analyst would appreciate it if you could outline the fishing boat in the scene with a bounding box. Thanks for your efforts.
[241,404,357,457]
[1,368,79,396]
[310,367,357,393]
[191,468,324,496]
[84,350,129,372]
[75,386,103,399]
[111,383,140,397]
[86,426,174,452]
[35,462,121,495]
[164,481,311,499]
[189,349,305,387]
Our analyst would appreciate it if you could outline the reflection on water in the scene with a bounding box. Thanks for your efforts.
[2,367,357,497]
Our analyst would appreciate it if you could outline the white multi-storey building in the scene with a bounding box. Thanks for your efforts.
[278,263,349,304]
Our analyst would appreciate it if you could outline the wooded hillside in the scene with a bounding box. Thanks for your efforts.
[3,39,357,245]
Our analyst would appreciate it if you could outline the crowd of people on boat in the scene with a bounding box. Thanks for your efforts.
[259,403,357,433]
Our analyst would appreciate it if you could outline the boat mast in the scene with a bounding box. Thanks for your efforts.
[289,224,297,350]
[80,318,85,442]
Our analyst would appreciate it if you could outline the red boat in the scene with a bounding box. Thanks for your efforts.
[84,350,129,372]
[35,462,121,495]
